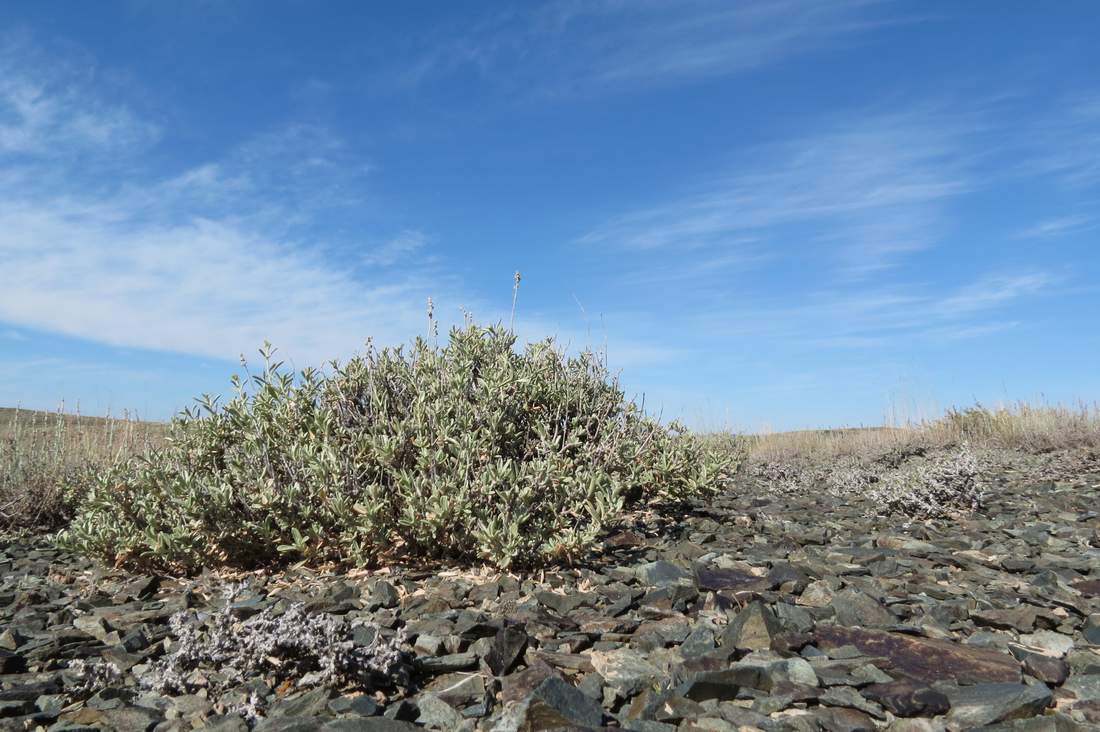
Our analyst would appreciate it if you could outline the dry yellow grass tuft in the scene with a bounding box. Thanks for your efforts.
[740,402,1100,463]
[0,405,165,531]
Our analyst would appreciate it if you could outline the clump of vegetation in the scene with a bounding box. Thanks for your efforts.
[742,403,1100,466]
[938,403,1100,452]
[748,443,983,522]
[59,324,737,571]
[141,584,409,721]
[740,402,1098,519]
[0,406,161,532]
[866,444,983,522]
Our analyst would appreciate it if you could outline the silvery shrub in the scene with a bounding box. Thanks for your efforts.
[59,324,736,570]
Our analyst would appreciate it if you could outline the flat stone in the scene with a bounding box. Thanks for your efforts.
[675,670,744,702]
[972,606,1039,633]
[694,567,770,593]
[0,628,28,651]
[1008,645,1069,685]
[369,581,400,610]
[0,699,35,717]
[1072,580,1100,598]
[412,633,444,656]
[815,626,1022,684]
[862,679,950,717]
[414,692,465,729]
[1083,615,1100,645]
[319,721,419,731]
[679,626,716,659]
[819,685,886,719]
[266,688,333,718]
[943,682,1052,728]
[424,672,487,708]
[1017,630,1074,658]
[588,648,662,696]
[57,705,163,731]
[798,580,836,608]
[500,660,566,704]
[830,589,896,628]
[327,694,380,717]
[534,591,587,615]
[417,651,478,673]
[1061,674,1100,702]
[635,561,691,587]
[255,717,331,732]
[496,676,604,731]
[813,706,877,731]
[203,715,249,731]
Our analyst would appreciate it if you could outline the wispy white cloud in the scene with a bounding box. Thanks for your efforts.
[934,273,1052,316]
[0,42,447,366]
[395,0,897,97]
[581,109,973,275]
[0,37,676,374]
[0,36,158,157]
[0,201,440,364]
[1026,95,1100,187]
[362,230,428,267]
[710,270,1052,348]
[1016,214,1095,239]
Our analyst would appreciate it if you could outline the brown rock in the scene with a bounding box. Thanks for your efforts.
[862,679,950,717]
[815,626,1021,684]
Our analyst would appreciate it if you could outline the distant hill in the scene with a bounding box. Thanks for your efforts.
[0,406,162,429]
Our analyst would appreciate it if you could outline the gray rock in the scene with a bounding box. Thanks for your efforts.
[819,685,886,719]
[424,672,487,708]
[1061,674,1100,702]
[266,687,333,718]
[328,694,380,717]
[830,588,896,628]
[589,647,662,697]
[676,669,743,702]
[971,606,1039,633]
[417,651,478,673]
[494,676,603,731]
[318,717,419,730]
[414,692,466,730]
[799,580,836,608]
[635,561,691,587]
[720,601,783,652]
[679,626,716,659]
[1009,645,1070,684]
[1018,630,1074,658]
[368,582,400,610]
[484,626,528,677]
[943,682,1052,728]
[0,649,27,674]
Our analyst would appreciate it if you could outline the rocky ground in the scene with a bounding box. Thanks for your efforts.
[2,448,1099,731]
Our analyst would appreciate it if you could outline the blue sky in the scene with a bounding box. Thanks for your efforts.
[1,1,1098,431]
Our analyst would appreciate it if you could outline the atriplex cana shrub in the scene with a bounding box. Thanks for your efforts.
[59,324,737,570]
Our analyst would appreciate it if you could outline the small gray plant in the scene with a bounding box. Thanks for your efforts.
[866,443,984,522]
[139,583,409,718]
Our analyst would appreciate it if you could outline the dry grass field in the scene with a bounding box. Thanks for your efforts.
[741,402,1100,462]
[0,405,165,531]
